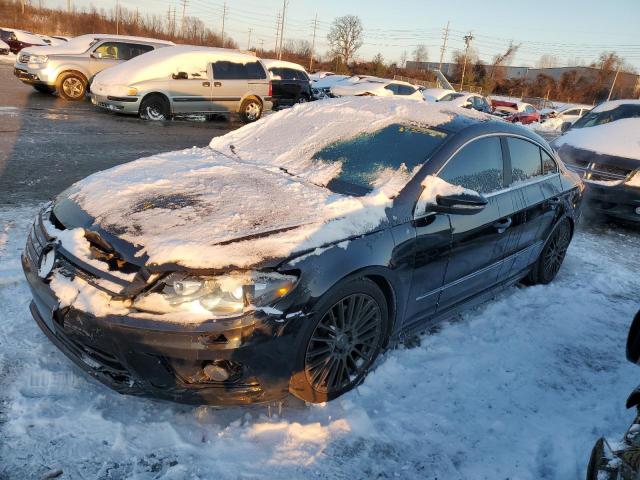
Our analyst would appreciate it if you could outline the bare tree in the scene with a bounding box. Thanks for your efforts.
[327,15,363,66]
[536,54,559,69]
[399,50,407,69]
[372,52,385,76]
[412,44,428,63]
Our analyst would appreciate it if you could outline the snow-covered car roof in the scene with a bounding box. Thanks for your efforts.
[92,45,261,88]
[21,33,174,56]
[445,93,484,107]
[553,117,640,161]
[309,71,334,81]
[0,27,47,45]
[36,34,67,46]
[261,58,307,72]
[63,98,488,270]
[557,103,592,113]
[311,74,350,89]
[591,99,640,114]
[330,78,416,97]
[422,88,456,103]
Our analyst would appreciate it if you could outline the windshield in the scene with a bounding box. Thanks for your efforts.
[572,104,640,129]
[312,123,448,196]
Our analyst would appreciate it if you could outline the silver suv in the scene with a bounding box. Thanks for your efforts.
[13,34,174,100]
[90,46,273,123]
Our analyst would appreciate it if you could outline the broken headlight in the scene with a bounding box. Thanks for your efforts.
[132,271,297,318]
[28,54,48,64]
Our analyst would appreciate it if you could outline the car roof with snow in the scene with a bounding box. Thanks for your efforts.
[261,59,307,72]
[591,99,640,113]
[20,33,174,56]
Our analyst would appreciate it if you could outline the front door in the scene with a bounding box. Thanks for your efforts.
[433,136,509,312]
[170,65,213,114]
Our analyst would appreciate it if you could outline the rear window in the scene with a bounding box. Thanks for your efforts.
[212,61,266,80]
[573,104,640,128]
[312,124,448,195]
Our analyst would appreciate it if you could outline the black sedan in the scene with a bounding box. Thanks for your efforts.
[263,59,313,108]
[22,99,582,405]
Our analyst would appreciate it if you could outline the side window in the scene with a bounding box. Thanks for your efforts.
[398,85,417,95]
[384,83,400,94]
[121,43,154,60]
[541,149,558,175]
[269,67,283,79]
[213,61,266,80]
[507,137,543,183]
[440,93,455,101]
[563,109,580,116]
[94,42,129,60]
[439,137,504,194]
[282,68,298,80]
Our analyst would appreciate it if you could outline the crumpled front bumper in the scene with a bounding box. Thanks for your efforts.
[21,216,302,405]
[583,181,640,224]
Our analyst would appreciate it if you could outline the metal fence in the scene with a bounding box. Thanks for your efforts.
[393,75,483,94]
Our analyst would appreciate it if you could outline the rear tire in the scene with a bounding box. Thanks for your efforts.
[33,84,54,94]
[139,94,170,121]
[289,278,389,403]
[239,97,262,123]
[296,94,309,104]
[525,218,571,285]
[56,72,87,101]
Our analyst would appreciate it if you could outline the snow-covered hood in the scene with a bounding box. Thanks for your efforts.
[311,75,349,89]
[553,118,640,162]
[54,98,486,270]
[0,39,9,50]
[331,80,390,97]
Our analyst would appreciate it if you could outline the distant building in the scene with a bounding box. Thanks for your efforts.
[406,61,529,80]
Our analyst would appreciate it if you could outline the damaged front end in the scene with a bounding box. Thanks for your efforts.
[587,409,640,480]
[22,204,306,405]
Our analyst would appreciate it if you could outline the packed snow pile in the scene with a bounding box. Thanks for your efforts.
[1,204,639,479]
[63,98,487,270]
[553,118,640,160]
[523,117,565,133]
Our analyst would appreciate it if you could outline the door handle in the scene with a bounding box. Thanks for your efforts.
[202,81,210,87]
[213,81,222,87]
[493,217,512,234]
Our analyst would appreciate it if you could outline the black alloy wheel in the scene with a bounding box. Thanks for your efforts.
[306,295,383,392]
[526,218,572,285]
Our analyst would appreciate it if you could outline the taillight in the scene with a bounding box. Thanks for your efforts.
[268,81,272,97]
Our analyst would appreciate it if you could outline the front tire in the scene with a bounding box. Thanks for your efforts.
[56,72,87,101]
[239,97,262,123]
[139,94,170,121]
[289,278,389,403]
[526,218,571,285]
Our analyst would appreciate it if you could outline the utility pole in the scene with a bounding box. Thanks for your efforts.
[21,0,25,14]
[180,0,188,37]
[459,32,473,92]
[221,2,227,47]
[607,65,621,101]
[67,0,71,13]
[309,13,318,71]
[247,28,252,50]
[274,11,281,52]
[278,0,288,60]
[439,20,450,72]
[115,0,120,35]
[258,39,264,54]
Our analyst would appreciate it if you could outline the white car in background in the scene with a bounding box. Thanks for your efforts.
[36,34,68,46]
[421,87,457,103]
[543,104,592,125]
[440,92,492,113]
[330,77,423,100]
[310,74,353,99]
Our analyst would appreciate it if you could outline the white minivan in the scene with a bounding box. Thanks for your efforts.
[91,45,273,123]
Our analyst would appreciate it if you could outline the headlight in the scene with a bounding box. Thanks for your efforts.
[29,55,48,64]
[127,87,138,96]
[133,271,297,318]
[626,170,640,188]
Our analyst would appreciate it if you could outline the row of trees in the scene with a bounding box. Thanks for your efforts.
[1,1,636,103]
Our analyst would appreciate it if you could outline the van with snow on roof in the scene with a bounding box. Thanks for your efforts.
[90,45,273,123]
[13,34,174,99]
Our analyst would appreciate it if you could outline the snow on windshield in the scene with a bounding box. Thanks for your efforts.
[554,118,640,160]
[65,99,485,271]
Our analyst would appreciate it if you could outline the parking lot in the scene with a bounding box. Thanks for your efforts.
[0,63,234,205]
[0,58,639,479]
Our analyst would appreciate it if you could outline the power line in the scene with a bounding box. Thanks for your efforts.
[309,13,318,70]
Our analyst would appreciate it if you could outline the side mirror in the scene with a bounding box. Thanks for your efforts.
[429,192,488,215]
[172,71,188,80]
[560,121,572,133]
[91,51,104,59]
[463,103,473,109]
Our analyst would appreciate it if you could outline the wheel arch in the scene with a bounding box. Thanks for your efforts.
[139,92,172,114]
[55,68,89,86]
[237,93,263,112]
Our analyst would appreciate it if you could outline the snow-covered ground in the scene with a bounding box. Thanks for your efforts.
[1,203,639,479]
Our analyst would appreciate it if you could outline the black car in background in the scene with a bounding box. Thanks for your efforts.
[263,59,313,108]
[22,100,582,406]
[552,100,640,224]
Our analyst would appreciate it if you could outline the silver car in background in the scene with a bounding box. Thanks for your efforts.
[13,34,174,100]
[90,46,273,123]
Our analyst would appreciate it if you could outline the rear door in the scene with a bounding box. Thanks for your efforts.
[434,136,510,313]
[501,136,563,278]
[211,60,267,112]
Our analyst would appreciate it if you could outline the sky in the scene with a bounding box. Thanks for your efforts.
[46,0,640,69]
